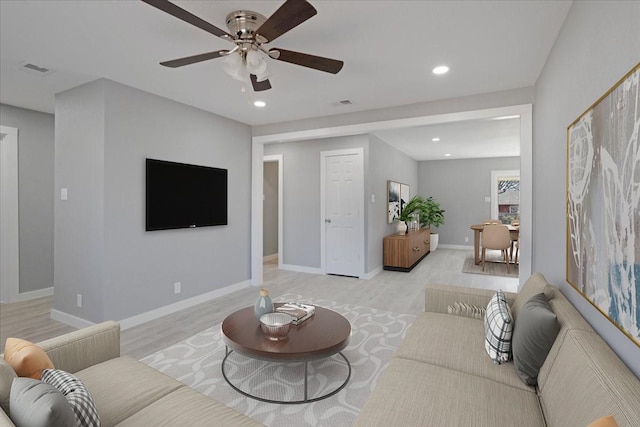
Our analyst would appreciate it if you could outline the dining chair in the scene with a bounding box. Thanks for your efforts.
[510,219,520,262]
[483,219,502,225]
[481,224,512,273]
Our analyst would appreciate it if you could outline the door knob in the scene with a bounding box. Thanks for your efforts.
[325,219,332,223]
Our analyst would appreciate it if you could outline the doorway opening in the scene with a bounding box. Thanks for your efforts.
[0,125,20,303]
[263,155,282,281]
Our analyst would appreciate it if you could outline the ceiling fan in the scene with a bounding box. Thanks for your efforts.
[141,0,344,92]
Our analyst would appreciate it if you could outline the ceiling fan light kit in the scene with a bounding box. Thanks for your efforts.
[141,0,344,92]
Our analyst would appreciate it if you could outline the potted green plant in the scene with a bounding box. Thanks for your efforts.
[422,196,445,250]
[399,196,445,249]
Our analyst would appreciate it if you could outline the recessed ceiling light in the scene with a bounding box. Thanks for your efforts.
[444,153,452,157]
[432,65,449,75]
[432,137,440,142]
[253,100,266,108]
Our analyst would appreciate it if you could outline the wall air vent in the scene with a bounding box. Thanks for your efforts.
[19,61,56,77]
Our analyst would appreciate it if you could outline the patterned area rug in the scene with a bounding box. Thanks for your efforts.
[462,256,518,278]
[141,294,415,426]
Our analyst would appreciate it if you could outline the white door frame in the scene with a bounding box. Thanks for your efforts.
[251,104,532,287]
[0,125,20,303]
[263,154,283,269]
[320,148,365,277]
[491,169,520,220]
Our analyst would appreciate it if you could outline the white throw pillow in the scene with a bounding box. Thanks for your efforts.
[484,290,514,364]
[41,369,100,427]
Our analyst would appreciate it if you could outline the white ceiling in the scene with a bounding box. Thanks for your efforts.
[0,0,572,159]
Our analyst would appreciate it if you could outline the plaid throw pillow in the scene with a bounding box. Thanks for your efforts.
[41,369,100,427]
[484,290,514,364]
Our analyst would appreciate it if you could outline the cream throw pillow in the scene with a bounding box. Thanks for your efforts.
[447,302,486,320]
[4,338,54,380]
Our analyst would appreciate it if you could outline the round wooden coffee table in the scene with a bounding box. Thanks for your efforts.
[221,303,351,404]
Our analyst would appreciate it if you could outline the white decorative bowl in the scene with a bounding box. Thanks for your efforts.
[259,312,292,341]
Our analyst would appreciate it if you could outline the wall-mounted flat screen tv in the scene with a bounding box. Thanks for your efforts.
[146,158,227,231]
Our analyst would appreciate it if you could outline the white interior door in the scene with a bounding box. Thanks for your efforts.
[0,125,20,303]
[321,149,364,277]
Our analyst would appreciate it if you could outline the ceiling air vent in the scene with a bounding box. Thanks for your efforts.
[19,62,56,77]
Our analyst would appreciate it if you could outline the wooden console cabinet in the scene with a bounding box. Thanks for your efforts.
[383,228,430,272]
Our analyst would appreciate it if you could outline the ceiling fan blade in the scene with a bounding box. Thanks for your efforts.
[160,50,227,68]
[250,74,272,92]
[141,0,233,39]
[255,0,317,43]
[270,48,344,74]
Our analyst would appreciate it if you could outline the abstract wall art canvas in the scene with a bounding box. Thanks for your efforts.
[567,63,640,346]
[387,180,409,223]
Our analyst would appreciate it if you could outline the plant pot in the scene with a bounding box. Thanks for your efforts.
[430,233,439,251]
[396,221,407,235]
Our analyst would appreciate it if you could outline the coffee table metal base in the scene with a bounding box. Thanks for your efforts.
[221,346,351,404]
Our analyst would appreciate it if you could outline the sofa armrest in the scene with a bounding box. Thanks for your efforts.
[425,283,516,314]
[37,321,120,374]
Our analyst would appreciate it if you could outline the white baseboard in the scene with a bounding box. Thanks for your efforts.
[51,309,96,329]
[361,266,382,280]
[280,264,323,275]
[438,244,474,250]
[13,286,54,303]
[50,280,253,331]
[119,280,252,330]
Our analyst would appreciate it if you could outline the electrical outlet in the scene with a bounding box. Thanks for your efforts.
[76,294,82,308]
[174,282,181,294]
[465,237,469,242]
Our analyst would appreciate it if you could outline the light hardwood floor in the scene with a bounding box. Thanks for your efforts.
[1,248,517,358]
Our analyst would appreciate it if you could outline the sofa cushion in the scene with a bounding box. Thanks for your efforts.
[539,329,640,427]
[395,312,533,391]
[0,357,17,415]
[484,291,513,364]
[74,356,182,426]
[353,357,544,427]
[9,377,77,427]
[115,385,262,427]
[3,338,54,379]
[536,292,599,390]
[511,272,556,319]
[512,293,559,386]
[42,369,100,427]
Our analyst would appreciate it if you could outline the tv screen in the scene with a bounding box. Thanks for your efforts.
[145,158,227,231]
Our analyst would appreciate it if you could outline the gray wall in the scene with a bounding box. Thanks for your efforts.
[54,79,252,323]
[369,134,418,270]
[418,157,520,246]
[264,135,370,270]
[533,1,640,376]
[263,161,278,257]
[1,103,55,294]
[54,81,106,322]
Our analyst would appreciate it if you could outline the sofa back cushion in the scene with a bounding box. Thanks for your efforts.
[511,272,556,319]
[539,329,640,426]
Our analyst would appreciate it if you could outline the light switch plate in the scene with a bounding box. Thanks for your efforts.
[61,188,68,201]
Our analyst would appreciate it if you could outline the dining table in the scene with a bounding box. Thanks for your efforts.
[470,223,519,265]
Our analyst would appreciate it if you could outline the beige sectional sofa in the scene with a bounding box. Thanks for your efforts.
[354,272,640,426]
[1,321,260,427]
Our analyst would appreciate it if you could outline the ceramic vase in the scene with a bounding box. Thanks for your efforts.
[254,288,274,321]
[397,221,408,235]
